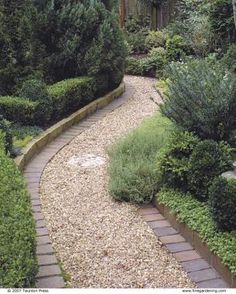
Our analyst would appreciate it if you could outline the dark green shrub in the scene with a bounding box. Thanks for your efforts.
[209,0,236,46]
[221,44,236,73]
[156,130,200,191]
[126,29,149,54]
[125,49,167,77]
[0,0,35,95]
[33,0,126,88]
[19,79,53,125]
[161,60,236,142]
[0,137,38,287]
[48,77,96,121]
[0,116,12,155]
[209,176,236,231]
[125,57,143,76]
[166,35,186,61]
[0,96,38,125]
[188,140,233,201]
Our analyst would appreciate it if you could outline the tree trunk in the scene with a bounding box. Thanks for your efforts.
[233,0,236,28]
[119,0,126,27]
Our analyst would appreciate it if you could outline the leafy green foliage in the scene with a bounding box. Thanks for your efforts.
[108,114,174,203]
[19,79,53,125]
[145,30,166,51]
[209,0,236,46]
[0,96,38,125]
[125,57,144,75]
[11,124,42,151]
[48,77,96,121]
[126,48,167,77]
[0,138,38,287]
[188,140,233,201]
[221,44,236,73]
[166,35,186,61]
[0,116,12,155]
[0,0,36,95]
[157,188,236,275]
[209,177,236,231]
[161,60,236,142]
[156,130,200,191]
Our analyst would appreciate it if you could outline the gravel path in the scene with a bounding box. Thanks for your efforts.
[40,75,194,288]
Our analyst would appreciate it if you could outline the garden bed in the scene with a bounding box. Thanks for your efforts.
[154,190,236,288]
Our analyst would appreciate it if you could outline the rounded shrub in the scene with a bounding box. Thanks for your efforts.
[156,130,200,191]
[166,35,186,61]
[188,140,233,201]
[145,30,166,51]
[19,79,53,125]
[209,176,236,231]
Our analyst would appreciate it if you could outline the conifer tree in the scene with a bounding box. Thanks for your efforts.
[0,0,35,95]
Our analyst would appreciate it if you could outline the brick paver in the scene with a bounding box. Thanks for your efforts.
[139,204,230,288]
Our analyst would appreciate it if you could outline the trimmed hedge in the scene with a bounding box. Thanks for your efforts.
[157,188,236,276]
[0,96,38,125]
[48,77,96,120]
[0,132,38,287]
[0,76,98,126]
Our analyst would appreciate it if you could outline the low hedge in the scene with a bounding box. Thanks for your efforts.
[0,76,97,126]
[157,188,236,276]
[0,131,38,287]
[0,96,38,125]
[48,76,96,120]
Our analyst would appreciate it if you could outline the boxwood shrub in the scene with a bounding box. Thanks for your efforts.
[157,188,236,275]
[0,132,38,287]
[0,96,38,125]
[209,176,236,231]
[48,77,96,121]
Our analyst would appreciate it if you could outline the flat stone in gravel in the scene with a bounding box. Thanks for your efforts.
[40,75,195,288]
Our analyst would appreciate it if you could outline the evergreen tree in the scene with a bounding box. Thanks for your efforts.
[0,0,35,95]
[33,0,126,90]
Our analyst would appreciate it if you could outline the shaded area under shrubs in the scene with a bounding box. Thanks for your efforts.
[0,132,38,287]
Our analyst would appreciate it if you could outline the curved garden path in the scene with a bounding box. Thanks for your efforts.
[39,75,194,288]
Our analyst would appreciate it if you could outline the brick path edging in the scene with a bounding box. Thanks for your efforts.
[22,84,135,288]
[139,203,234,288]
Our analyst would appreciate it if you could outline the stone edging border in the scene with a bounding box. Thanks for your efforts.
[153,199,236,288]
[15,82,125,172]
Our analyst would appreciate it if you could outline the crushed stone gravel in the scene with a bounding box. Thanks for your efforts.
[40,75,195,288]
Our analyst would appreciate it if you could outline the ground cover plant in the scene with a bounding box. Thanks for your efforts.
[108,114,174,203]
[157,188,236,274]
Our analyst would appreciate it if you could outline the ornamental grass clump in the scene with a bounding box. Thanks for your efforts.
[108,114,173,203]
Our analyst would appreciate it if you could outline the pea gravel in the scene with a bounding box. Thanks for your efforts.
[40,75,195,288]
